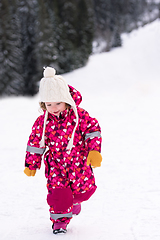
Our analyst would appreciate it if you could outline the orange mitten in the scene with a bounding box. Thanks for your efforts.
[24,167,36,177]
[87,150,102,168]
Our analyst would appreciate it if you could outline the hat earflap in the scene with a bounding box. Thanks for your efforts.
[40,111,48,148]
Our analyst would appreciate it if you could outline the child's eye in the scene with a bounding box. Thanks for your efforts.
[56,102,61,105]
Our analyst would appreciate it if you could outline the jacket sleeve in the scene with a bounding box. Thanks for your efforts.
[78,108,102,153]
[25,115,46,170]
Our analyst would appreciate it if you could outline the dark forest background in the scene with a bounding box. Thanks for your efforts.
[0,0,159,96]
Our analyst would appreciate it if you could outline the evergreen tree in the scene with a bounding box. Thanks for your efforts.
[18,0,39,96]
[0,0,24,96]
[35,0,59,75]
[76,0,94,63]
[93,0,117,51]
[92,0,158,51]
[54,0,94,73]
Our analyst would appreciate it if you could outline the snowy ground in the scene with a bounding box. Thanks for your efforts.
[1,19,160,240]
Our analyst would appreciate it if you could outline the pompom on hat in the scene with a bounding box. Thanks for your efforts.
[39,67,79,150]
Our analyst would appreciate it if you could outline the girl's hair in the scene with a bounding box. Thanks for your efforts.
[39,102,71,111]
[40,102,47,111]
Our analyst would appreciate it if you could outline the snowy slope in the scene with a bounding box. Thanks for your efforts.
[0,19,160,240]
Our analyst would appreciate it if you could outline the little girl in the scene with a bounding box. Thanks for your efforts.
[24,67,102,234]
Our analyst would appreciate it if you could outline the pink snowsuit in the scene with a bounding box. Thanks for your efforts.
[25,85,102,224]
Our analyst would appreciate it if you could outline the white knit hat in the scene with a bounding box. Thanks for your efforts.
[39,67,79,150]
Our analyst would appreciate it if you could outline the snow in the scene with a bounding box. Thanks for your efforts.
[1,19,160,240]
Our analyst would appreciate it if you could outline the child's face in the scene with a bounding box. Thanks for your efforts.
[45,102,66,116]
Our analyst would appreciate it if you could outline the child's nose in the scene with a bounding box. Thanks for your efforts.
[52,105,57,111]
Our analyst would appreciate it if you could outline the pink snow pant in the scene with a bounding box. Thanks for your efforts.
[45,156,97,224]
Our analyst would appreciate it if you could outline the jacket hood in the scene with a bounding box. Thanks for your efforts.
[69,85,82,106]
